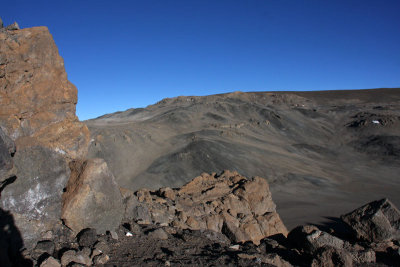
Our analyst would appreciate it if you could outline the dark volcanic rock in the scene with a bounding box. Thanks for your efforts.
[61,158,124,234]
[341,198,400,243]
[311,246,354,267]
[77,228,98,248]
[0,128,16,185]
[1,146,70,249]
[287,225,347,254]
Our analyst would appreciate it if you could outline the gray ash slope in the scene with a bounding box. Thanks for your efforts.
[85,88,400,229]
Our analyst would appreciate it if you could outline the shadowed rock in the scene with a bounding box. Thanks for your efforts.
[341,198,400,243]
[1,146,70,249]
[0,128,16,186]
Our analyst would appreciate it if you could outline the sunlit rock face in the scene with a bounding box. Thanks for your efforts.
[0,26,89,158]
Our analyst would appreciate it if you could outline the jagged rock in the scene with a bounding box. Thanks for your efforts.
[0,17,3,28]
[77,228,97,248]
[341,198,400,242]
[1,146,71,249]
[93,254,109,265]
[40,256,61,267]
[311,246,353,267]
[61,158,124,234]
[31,240,55,260]
[0,26,90,158]
[0,128,16,185]
[126,171,287,245]
[60,249,91,266]
[5,22,20,31]
[287,225,347,254]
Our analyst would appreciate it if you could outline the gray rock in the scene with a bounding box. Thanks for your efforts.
[77,228,97,248]
[93,254,109,265]
[110,230,118,240]
[350,249,376,264]
[40,256,61,267]
[93,240,111,255]
[287,225,346,254]
[0,128,16,185]
[1,146,70,249]
[60,249,91,266]
[6,22,19,31]
[147,228,169,240]
[31,240,55,260]
[341,198,400,242]
[311,246,353,267]
[131,203,152,224]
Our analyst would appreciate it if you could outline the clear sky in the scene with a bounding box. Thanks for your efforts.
[2,0,400,120]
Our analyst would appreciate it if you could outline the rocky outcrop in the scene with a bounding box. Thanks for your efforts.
[341,198,400,243]
[0,25,89,158]
[123,171,287,245]
[0,24,91,250]
[15,198,399,266]
[61,158,124,234]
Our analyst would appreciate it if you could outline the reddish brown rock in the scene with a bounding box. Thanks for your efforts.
[0,26,89,158]
[61,158,123,234]
[125,171,287,244]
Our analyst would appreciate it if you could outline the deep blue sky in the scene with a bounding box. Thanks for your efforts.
[3,0,400,120]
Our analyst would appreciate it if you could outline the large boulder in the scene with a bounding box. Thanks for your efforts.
[341,198,400,243]
[61,158,124,234]
[124,171,287,244]
[1,146,71,249]
[0,26,89,158]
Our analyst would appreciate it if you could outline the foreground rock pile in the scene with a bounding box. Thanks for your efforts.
[8,196,400,266]
[122,171,288,245]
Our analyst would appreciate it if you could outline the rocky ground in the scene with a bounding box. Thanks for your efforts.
[6,186,400,267]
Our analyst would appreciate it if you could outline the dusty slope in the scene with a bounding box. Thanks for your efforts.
[85,88,400,229]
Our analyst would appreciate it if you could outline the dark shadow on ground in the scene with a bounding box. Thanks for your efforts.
[310,216,355,241]
[0,207,33,267]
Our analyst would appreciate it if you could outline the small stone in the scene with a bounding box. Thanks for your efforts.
[93,254,109,265]
[40,256,61,267]
[94,240,110,255]
[77,228,98,247]
[110,230,118,240]
[61,250,77,266]
[91,248,102,258]
[229,244,240,250]
[126,232,133,237]
[148,228,168,240]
